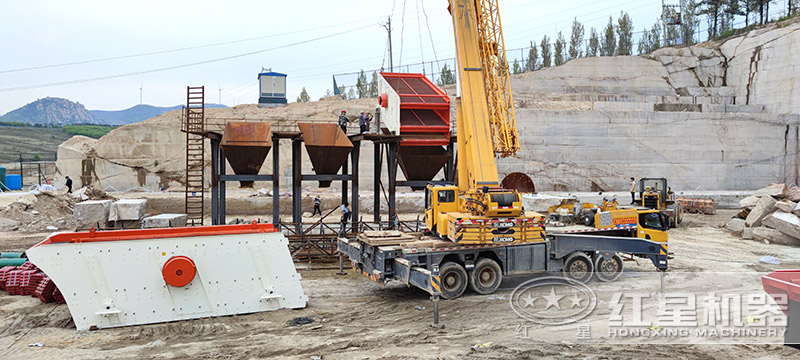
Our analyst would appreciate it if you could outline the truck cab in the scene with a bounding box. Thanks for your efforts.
[424,184,460,237]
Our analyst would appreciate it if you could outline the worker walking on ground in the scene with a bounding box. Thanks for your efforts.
[338,110,350,134]
[629,177,636,205]
[65,176,73,194]
[312,195,322,216]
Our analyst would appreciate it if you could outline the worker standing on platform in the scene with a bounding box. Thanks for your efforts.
[365,111,373,134]
[629,177,636,204]
[338,110,349,134]
[358,111,369,134]
[312,195,322,216]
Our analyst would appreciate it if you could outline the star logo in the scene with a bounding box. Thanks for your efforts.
[542,287,564,310]
[520,293,537,308]
[569,294,584,308]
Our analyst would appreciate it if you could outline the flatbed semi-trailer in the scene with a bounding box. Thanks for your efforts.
[338,230,668,299]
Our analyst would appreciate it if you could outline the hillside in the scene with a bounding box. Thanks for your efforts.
[0,126,73,163]
[0,97,103,126]
[90,103,227,125]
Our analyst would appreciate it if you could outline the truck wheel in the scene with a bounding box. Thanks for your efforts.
[468,258,502,295]
[438,262,468,299]
[594,254,623,282]
[562,252,593,283]
[582,214,594,227]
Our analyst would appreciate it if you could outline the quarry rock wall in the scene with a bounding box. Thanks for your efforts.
[57,19,800,193]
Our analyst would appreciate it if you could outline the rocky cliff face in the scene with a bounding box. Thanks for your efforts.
[0,97,103,125]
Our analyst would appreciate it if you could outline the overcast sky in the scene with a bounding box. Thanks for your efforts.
[0,0,704,114]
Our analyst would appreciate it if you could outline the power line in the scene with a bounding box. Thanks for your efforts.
[0,24,375,93]
[0,17,384,75]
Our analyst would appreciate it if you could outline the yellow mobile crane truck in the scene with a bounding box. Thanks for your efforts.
[338,0,669,299]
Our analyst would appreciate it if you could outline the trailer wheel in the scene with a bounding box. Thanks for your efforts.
[468,258,502,295]
[562,252,593,283]
[594,254,623,282]
[438,262,468,299]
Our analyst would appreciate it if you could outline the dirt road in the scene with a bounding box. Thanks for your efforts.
[1,211,799,359]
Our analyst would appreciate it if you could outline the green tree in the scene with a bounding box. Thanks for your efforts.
[540,35,552,68]
[699,0,726,37]
[569,18,585,60]
[368,72,379,97]
[437,63,456,86]
[347,88,356,100]
[355,70,368,98]
[296,87,310,102]
[511,59,522,74]
[554,32,566,65]
[33,154,41,161]
[616,12,634,55]
[682,0,700,44]
[587,28,600,57]
[600,17,616,56]
[526,40,539,71]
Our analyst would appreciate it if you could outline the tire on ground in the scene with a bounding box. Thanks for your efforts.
[594,254,624,282]
[438,261,468,299]
[562,252,594,283]
[468,258,502,295]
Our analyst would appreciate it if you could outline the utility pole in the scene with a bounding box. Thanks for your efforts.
[139,83,143,105]
[382,16,393,72]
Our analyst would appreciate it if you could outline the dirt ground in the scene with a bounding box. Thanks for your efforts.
[1,210,800,359]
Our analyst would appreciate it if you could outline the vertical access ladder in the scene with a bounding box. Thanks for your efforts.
[181,86,205,225]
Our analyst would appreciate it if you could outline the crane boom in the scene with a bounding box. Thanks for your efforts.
[449,0,520,192]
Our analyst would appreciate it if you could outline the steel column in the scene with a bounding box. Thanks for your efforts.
[272,135,280,225]
[388,142,398,228]
[351,140,360,232]
[219,148,227,225]
[374,142,381,223]
[446,137,455,182]
[210,138,220,225]
[292,139,302,233]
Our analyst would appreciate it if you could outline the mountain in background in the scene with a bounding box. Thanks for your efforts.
[90,103,227,125]
[0,98,227,126]
[0,97,104,126]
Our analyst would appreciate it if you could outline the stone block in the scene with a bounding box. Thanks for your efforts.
[143,214,188,228]
[745,196,777,227]
[0,218,19,231]
[752,226,800,246]
[776,199,797,213]
[74,200,112,228]
[724,218,745,236]
[110,199,148,221]
[739,195,760,209]
[793,202,800,217]
[754,183,788,199]
[788,186,800,202]
[762,211,800,240]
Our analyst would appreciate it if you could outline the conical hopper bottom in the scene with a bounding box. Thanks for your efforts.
[220,122,272,188]
[298,123,353,188]
[398,146,450,190]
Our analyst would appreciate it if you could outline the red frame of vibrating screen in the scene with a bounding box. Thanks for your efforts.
[34,221,276,246]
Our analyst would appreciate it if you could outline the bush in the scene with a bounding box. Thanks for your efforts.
[62,125,116,139]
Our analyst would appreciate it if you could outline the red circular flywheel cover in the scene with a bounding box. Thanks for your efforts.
[162,256,197,287]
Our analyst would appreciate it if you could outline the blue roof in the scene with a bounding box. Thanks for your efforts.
[258,71,287,78]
